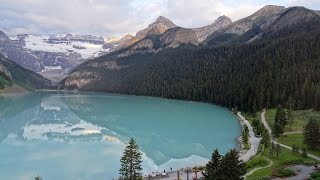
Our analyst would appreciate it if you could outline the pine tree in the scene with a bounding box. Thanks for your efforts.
[203,149,246,180]
[287,97,294,130]
[242,126,249,145]
[119,138,143,180]
[270,141,275,157]
[276,143,281,157]
[302,148,308,157]
[34,175,42,180]
[219,149,246,180]
[273,105,286,137]
[262,130,270,148]
[203,149,222,179]
[304,118,320,149]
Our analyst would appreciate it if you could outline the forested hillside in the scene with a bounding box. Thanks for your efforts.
[0,54,51,90]
[62,26,320,112]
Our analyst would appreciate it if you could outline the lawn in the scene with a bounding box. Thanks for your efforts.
[277,133,320,157]
[246,109,320,179]
[245,156,269,172]
[246,146,315,179]
[265,109,320,133]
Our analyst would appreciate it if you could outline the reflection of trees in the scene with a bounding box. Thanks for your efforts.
[0,93,43,142]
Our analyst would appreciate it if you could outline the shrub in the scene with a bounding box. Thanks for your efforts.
[282,158,304,165]
[273,168,296,177]
[253,177,272,180]
[245,157,268,171]
[310,171,320,179]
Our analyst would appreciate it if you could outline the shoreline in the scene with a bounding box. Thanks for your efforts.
[237,112,262,162]
[236,113,246,158]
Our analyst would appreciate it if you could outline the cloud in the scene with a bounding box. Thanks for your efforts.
[0,0,319,37]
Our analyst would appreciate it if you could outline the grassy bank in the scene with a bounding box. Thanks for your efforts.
[246,146,314,179]
[244,109,320,179]
[265,109,320,157]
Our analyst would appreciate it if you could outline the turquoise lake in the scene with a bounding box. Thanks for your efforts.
[0,92,241,179]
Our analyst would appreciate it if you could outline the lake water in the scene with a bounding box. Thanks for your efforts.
[0,92,241,180]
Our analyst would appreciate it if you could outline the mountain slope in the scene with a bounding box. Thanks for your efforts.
[192,15,232,42]
[115,27,199,57]
[136,16,178,38]
[0,54,51,91]
[61,5,320,112]
[205,5,320,45]
[61,25,320,112]
[109,15,230,56]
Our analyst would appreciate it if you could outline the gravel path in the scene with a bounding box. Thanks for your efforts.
[237,112,262,162]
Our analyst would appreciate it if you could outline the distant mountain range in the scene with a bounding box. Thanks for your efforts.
[60,5,320,112]
[0,13,233,81]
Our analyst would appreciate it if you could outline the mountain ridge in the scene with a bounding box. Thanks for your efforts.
[0,53,51,91]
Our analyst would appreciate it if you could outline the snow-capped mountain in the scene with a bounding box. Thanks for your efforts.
[11,33,109,60]
[1,33,119,81]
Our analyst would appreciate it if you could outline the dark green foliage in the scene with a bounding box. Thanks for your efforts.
[310,171,320,179]
[302,147,308,157]
[203,149,246,180]
[273,168,296,177]
[276,143,281,157]
[273,106,286,137]
[270,142,280,157]
[203,149,221,179]
[252,118,264,137]
[292,144,299,153]
[34,175,42,180]
[119,138,143,180]
[0,71,13,89]
[261,129,270,148]
[303,118,320,149]
[242,125,249,145]
[66,26,320,113]
[286,97,294,130]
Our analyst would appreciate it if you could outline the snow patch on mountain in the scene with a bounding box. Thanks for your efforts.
[20,35,108,59]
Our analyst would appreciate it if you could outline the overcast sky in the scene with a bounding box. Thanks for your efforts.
[0,0,319,37]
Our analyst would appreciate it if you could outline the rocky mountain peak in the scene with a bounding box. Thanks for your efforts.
[214,15,232,24]
[252,5,285,18]
[155,16,174,25]
[136,16,177,38]
[192,15,232,42]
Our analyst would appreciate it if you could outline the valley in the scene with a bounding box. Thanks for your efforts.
[0,3,320,180]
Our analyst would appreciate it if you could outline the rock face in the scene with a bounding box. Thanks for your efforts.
[104,16,179,53]
[192,15,232,42]
[102,15,231,56]
[136,16,177,38]
[116,27,199,57]
[0,31,43,72]
[268,6,320,31]
[204,5,320,45]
